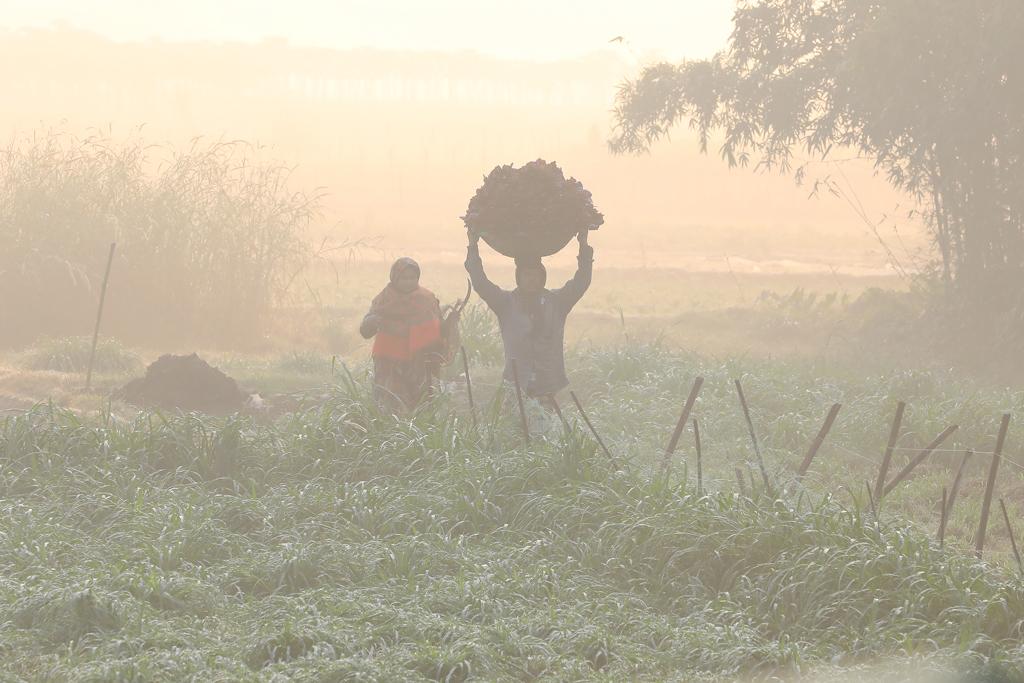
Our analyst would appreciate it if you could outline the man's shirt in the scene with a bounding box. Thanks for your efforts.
[465,243,593,396]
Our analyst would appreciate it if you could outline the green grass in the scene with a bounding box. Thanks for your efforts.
[19,336,142,375]
[212,350,341,394]
[3,340,1024,680]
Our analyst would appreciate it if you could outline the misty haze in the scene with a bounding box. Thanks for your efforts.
[0,2,1022,681]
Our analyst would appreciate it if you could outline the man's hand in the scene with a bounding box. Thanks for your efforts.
[468,229,480,247]
[577,229,590,247]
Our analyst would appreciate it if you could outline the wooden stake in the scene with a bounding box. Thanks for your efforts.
[944,449,973,519]
[735,467,748,497]
[976,413,1011,559]
[85,242,117,392]
[797,403,842,478]
[882,424,959,497]
[509,358,530,444]
[694,418,703,496]
[938,487,948,548]
[865,481,878,521]
[459,346,476,426]
[569,390,618,468]
[550,396,570,432]
[659,376,704,475]
[734,379,772,493]
[999,498,1024,576]
[874,401,906,500]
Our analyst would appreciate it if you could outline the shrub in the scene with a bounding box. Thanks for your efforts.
[20,336,141,374]
[0,129,319,347]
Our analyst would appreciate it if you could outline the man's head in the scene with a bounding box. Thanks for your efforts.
[390,257,421,294]
[514,258,547,294]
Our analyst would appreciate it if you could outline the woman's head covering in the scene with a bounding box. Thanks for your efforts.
[390,257,421,285]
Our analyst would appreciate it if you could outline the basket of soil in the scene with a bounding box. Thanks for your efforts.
[120,353,246,414]
[462,159,603,259]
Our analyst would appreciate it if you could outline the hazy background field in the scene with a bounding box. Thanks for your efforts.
[1,24,921,324]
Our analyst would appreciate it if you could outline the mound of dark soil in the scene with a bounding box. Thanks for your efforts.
[121,353,245,413]
[462,159,603,259]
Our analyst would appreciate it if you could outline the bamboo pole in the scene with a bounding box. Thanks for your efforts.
[797,403,842,478]
[459,346,476,427]
[734,379,772,493]
[874,401,906,500]
[865,481,878,521]
[882,424,959,497]
[944,449,973,519]
[938,487,948,548]
[570,390,618,468]
[999,498,1024,576]
[550,396,570,432]
[975,413,1011,559]
[85,242,117,392]
[694,418,703,496]
[659,376,704,475]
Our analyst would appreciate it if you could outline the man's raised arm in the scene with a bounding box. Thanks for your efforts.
[556,230,594,310]
[464,232,506,309]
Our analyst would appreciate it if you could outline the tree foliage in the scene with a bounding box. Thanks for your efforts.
[611,0,1024,312]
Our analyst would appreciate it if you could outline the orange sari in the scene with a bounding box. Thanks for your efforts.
[365,274,442,412]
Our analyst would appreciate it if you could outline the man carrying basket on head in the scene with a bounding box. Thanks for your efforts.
[465,229,593,408]
[461,159,602,410]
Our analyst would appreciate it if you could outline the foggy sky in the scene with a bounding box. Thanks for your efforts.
[0,2,918,272]
[2,0,733,61]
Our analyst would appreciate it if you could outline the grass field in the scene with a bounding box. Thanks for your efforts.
[276,254,907,365]
[2,307,1024,680]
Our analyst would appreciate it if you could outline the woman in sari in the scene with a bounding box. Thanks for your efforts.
[359,258,443,413]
